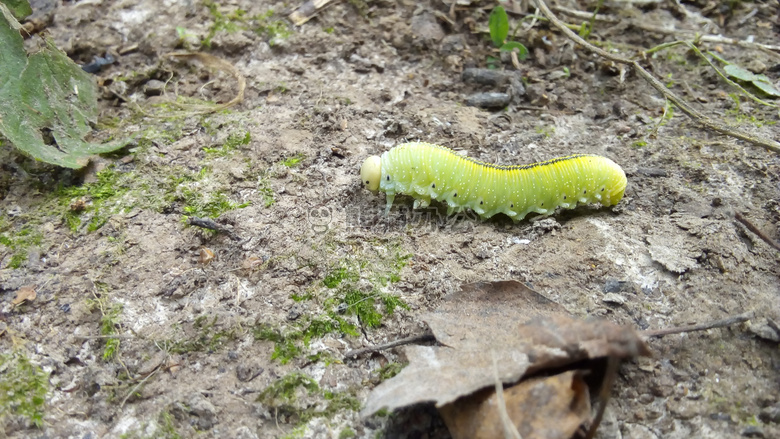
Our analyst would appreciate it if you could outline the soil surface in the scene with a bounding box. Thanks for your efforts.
[1,0,779,438]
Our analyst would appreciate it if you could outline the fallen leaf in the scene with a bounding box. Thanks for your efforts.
[0,7,131,168]
[12,285,36,306]
[361,280,650,417]
[199,248,215,264]
[439,370,590,439]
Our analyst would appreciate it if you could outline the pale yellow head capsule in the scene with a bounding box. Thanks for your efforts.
[360,155,382,192]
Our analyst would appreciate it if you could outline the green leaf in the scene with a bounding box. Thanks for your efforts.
[0,7,130,168]
[500,41,528,60]
[488,5,509,48]
[724,64,780,97]
[723,64,757,82]
[751,79,780,97]
[0,0,32,19]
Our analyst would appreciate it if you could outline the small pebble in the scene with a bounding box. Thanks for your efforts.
[143,79,165,96]
[741,425,765,438]
[602,293,626,305]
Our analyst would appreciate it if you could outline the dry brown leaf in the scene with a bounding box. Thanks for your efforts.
[439,370,591,439]
[12,285,36,306]
[199,247,215,264]
[361,280,650,417]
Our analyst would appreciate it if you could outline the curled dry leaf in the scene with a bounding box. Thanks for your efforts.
[361,280,650,417]
[199,248,215,265]
[242,256,264,270]
[12,285,37,306]
[439,370,591,439]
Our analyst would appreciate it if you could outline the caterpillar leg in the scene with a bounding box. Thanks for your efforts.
[413,197,431,209]
[384,193,396,216]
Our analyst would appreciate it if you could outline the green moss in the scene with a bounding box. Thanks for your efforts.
[258,372,319,406]
[86,290,124,361]
[203,3,291,48]
[0,351,49,428]
[339,428,356,439]
[203,131,251,157]
[55,168,133,233]
[163,315,237,354]
[257,246,411,364]
[254,314,358,364]
[258,372,360,424]
[323,267,356,288]
[281,153,305,168]
[119,410,182,439]
[258,177,275,207]
[0,218,44,269]
[376,362,406,381]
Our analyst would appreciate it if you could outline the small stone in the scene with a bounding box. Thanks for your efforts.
[746,60,767,74]
[235,426,259,439]
[236,364,261,382]
[143,80,165,96]
[189,396,217,430]
[409,13,444,48]
[464,92,510,109]
[526,83,549,106]
[602,293,626,306]
[603,278,627,293]
[667,399,701,420]
[741,426,765,438]
[638,393,654,404]
[759,403,780,423]
[747,318,780,342]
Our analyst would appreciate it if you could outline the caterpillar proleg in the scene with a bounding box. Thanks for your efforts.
[360,142,627,221]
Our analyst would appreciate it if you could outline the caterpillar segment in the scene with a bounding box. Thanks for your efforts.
[359,142,627,221]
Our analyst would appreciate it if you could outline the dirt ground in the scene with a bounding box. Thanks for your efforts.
[1,0,779,438]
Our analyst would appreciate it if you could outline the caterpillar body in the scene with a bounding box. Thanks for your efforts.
[360,142,627,221]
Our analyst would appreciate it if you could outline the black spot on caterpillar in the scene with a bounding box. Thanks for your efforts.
[360,142,627,221]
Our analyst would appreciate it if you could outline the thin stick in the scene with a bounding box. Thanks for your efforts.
[492,351,522,439]
[344,333,435,359]
[584,356,620,439]
[641,311,753,338]
[533,0,780,154]
[74,335,135,340]
[735,212,780,252]
[120,367,159,408]
[551,5,780,55]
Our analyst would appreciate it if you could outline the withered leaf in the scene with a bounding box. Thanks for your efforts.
[361,280,649,417]
[439,370,591,439]
[198,248,215,264]
[12,285,37,306]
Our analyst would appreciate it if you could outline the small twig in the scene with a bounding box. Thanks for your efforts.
[641,311,754,338]
[734,212,780,252]
[534,0,780,153]
[121,366,159,408]
[584,356,620,439]
[492,351,522,439]
[74,334,135,340]
[343,332,436,359]
[551,5,780,55]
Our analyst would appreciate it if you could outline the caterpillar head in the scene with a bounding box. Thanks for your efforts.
[360,156,382,192]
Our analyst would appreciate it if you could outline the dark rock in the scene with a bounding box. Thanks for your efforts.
[741,426,765,438]
[189,395,217,430]
[759,403,780,423]
[462,68,510,86]
[604,278,628,293]
[143,80,165,96]
[464,92,510,109]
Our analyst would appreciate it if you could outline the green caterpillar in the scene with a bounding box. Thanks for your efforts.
[360,142,627,221]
